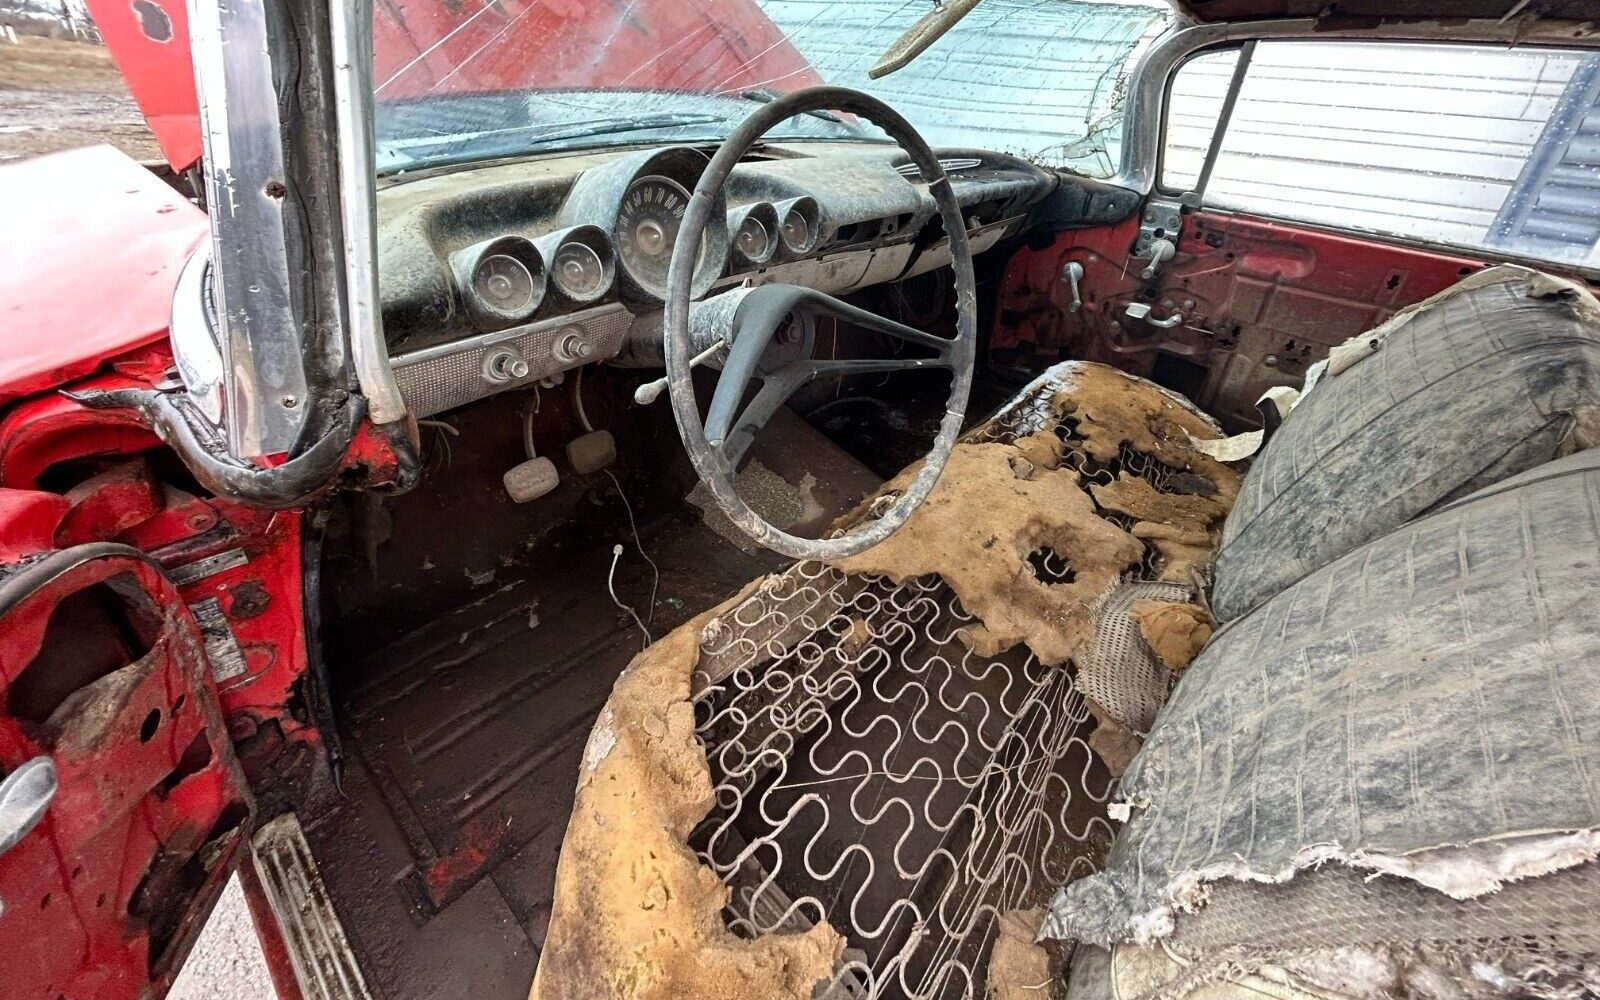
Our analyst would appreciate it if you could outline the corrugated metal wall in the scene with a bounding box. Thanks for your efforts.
[0,0,97,38]
[1165,41,1595,263]
[1486,55,1600,261]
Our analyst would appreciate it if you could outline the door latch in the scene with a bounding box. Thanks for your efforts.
[1124,302,1184,329]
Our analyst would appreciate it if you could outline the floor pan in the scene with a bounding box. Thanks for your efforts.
[303,516,784,1000]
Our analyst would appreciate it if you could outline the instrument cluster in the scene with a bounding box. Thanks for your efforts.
[453,149,829,333]
[450,224,616,329]
[381,141,1062,419]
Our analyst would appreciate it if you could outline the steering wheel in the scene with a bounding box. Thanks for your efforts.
[664,86,977,561]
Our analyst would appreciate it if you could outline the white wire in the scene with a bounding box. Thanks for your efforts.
[573,366,596,434]
[604,469,661,624]
[521,409,538,460]
[607,545,651,652]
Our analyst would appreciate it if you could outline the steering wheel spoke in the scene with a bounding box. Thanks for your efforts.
[709,369,808,468]
[809,356,950,377]
[663,86,977,560]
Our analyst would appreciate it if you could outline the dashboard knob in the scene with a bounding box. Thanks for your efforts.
[484,348,530,383]
[554,328,595,364]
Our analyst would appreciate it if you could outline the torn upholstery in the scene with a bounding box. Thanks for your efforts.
[1044,448,1600,950]
[1214,264,1600,623]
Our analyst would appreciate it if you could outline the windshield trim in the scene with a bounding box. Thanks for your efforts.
[372,85,881,174]
[375,132,900,183]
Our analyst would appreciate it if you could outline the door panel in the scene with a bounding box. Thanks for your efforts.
[992,211,1492,429]
[0,544,254,1000]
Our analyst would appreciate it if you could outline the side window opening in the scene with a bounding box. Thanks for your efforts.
[1162,39,1600,267]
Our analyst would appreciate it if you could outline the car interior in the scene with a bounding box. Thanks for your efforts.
[275,23,1600,1000]
[7,2,1600,999]
[275,46,1600,1000]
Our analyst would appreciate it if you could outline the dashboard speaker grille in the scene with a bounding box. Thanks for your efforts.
[895,157,982,179]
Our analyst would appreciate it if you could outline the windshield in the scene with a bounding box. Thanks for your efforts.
[371,0,1169,176]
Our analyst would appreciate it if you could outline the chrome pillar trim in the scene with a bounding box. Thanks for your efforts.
[1111,17,1600,197]
[188,0,310,459]
[328,0,408,427]
[169,245,226,427]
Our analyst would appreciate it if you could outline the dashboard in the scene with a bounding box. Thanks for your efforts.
[376,141,1059,418]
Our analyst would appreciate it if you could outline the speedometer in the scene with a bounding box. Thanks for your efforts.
[616,175,706,299]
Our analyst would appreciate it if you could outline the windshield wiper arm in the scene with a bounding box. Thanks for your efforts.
[739,89,851,125]
[527,111,729,144]
[870,0,983,79]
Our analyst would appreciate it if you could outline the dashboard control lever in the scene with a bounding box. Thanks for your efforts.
[1061,261,1084,313]
[633,339,726,405]
[1124,301,1184,329]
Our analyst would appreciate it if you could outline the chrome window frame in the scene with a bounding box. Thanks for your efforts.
[328,0,407,427]
[178,0,405,462]
[1110,16,1600,197]
[187,0,307,459]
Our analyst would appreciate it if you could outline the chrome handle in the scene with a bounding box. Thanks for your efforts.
[0,757,56,858]
[1061,262,1084,313]
[1140,237,1176,280]
[633,339,726,405]
[1124,301,1183,329]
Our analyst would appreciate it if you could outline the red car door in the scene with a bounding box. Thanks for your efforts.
[0,540,254,1000]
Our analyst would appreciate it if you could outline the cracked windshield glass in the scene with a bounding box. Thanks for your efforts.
[371,0,1169,176]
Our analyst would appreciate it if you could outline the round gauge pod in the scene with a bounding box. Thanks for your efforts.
[534,225,616,306]
[727,202,780,267]
[615,174,727,301]
[557,147,731,304]
[774,196,821,257]
[449,236,546,329]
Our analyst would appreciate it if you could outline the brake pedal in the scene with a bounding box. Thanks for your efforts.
[504,456,559,503]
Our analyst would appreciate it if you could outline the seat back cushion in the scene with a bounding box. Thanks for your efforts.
[1212,265,1600,622]
[1044,446,1600,950]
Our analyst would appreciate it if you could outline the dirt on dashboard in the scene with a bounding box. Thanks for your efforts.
[0,35,163,163]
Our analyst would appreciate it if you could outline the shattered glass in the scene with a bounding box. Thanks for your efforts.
[370,0,1168,175]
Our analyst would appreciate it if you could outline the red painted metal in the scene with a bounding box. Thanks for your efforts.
[0,547,254,1000]
[87,0,820,172]
[371,0,819,98]
[0,340,322,998]
[125,503,314,748]
[54,459,165,548]
[992,210,1493,426]
[0,377,165,489]
[0,365,319,753]
[81,0,200,168]
[992,214,1145,367]
[0,146,207,405]
[0,490,70,561]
